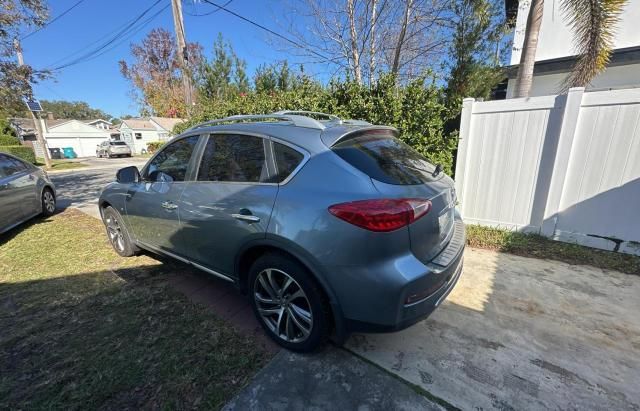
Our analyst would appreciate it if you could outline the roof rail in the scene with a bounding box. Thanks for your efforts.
[272,110,340,122]
[185,114,326,132]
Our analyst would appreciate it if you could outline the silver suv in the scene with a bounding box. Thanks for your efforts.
[98,112,464,352]
[97,141,132,158]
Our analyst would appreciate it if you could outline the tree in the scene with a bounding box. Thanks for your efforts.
[119,28,203,117]
[278,0,451,84]
[445,0,508,105]
[39,100,111,120]
[0,0,49,116]
[199,33,251,99]
[513,0,627,97]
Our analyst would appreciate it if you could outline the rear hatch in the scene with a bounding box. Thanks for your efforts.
[330,129,457,263]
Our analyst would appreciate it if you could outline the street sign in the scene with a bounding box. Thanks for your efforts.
[25,98,43,112]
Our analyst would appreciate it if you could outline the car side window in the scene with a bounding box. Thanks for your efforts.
[145,135,199,182]
[197,134,268,183]
[266,142,305,183]
[0,155,26,178]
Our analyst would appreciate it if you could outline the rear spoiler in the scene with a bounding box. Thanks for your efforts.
[330,126,399,147]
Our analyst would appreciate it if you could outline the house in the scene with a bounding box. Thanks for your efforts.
[505,0,640,98]
[118,117,185,154]
[10,117,114,158]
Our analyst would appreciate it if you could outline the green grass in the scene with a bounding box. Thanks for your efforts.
[0,210,271,410]
[35,158,87,171]
[466,225,640,275]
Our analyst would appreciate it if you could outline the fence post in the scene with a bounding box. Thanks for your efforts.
[454,98,475,208]
[540,87,585,237]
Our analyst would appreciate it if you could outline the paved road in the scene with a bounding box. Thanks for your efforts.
[50,157,148,219]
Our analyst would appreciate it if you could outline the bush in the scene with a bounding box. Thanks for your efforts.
[177,73,457,175]
[146,141,164,153]
[0,145,36,164]
[0,134,19,145]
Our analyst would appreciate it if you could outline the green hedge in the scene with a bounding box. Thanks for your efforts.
[0,145,37,164]
[0,135,19,146]
[176,73,457,175]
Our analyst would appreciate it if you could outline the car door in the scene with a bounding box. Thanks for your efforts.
[0,154,38,231]
[124,135,201,251]
[176,133,279,276]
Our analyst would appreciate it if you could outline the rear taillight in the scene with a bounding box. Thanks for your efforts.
[328,198,431,232]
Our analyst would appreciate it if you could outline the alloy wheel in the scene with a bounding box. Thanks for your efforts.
[254,268,313,343]
[105,214,125,252]
[43,191,55,213]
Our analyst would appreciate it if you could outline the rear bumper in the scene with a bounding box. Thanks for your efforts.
[324,216,465,334]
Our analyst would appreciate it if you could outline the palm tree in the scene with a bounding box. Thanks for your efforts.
[513,0,627,98]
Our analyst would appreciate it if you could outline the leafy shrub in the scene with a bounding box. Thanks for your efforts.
[0,145,36,164]
[0,134,19,145]
[177,73,457,175]
[146,141,164,153]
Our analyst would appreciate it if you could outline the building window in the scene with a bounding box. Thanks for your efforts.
[135,133,142,139]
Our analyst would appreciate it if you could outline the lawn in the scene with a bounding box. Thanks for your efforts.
[0,210,271,410]
[466,224,640,275]
[36,158,87,171]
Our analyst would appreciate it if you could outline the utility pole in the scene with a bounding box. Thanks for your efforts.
[13,38,52,168]
[170,0,194,115]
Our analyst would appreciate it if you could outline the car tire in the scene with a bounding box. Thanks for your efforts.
[102,206,139,257]
[248,252,330,352]
[41,187,56,216]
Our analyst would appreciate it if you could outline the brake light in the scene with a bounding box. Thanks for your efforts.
[328,198,431,232]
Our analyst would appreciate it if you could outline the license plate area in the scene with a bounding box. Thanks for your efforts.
[438,208,453,240]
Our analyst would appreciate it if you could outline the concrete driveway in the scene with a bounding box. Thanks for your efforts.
[347,248,640,410]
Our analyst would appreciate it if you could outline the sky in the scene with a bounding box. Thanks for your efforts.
[20,0,317,118]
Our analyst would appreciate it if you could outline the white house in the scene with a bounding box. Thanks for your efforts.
[118,117,185,154]
[43,119,112,157]
[505,0,640,98]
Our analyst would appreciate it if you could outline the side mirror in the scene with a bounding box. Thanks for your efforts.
[116,166,140,184]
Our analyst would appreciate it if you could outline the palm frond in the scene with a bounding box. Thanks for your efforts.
[560,0,627,90]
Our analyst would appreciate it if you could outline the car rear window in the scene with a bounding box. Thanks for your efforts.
[331,130,439,185]
[110,141,127,146]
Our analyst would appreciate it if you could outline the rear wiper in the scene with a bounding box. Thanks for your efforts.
[432,164,442,177]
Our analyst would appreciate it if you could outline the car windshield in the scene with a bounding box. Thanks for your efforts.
[110,142,127,146]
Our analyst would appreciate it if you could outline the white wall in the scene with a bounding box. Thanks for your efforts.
[456,87,640,255]
[510,1,640,65]
[506,63,640,97]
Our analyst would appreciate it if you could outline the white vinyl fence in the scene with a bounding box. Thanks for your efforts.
[455,87,640,255]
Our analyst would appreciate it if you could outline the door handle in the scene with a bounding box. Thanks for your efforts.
[161,201,178,210]
[231,213,260,222]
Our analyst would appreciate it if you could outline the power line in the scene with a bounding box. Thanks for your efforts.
[21,0,88,40]
[45,0,165,72]
[200,0,339,65]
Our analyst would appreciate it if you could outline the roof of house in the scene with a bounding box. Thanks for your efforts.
[120,118,156,130]
[10,118,117,133]
[84,119,112,125]
[150,116,185,132]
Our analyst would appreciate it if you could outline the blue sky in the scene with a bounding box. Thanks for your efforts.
[21,0,312,118]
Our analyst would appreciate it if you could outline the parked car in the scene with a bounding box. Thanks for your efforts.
[98,112,464,352]
[0,152,56,234]
[96,141,132,158]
